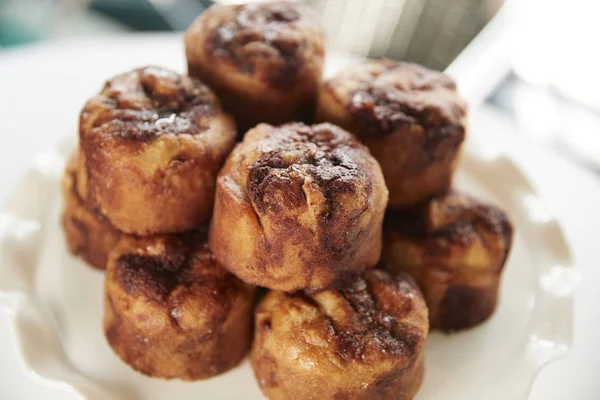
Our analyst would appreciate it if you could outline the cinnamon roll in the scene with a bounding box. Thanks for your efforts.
[62,152,121,270]
[316,59,467,208]
[79,66,236,235]
[185,1,325,132]
[104,231,255,380]
[209,122,388,291]
[382,192,513,331]
[251,269,428,400]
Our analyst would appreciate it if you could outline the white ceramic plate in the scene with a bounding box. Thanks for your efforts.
[0,136,577,400]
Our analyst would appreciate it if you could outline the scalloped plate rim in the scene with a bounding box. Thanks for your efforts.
[0,138,578,400]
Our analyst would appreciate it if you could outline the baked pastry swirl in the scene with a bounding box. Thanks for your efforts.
[209,122,388,291]
[382,192,513,331]
[62,152,121,270]
[104,231,255,380]
[185,1,325,131]
[317,59,467,208]
[78,66,236,235]
[251,269,428,400]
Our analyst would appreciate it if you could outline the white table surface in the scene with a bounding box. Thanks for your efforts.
[1,34,599,399]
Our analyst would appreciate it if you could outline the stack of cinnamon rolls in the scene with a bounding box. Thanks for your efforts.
[61,1,513,398]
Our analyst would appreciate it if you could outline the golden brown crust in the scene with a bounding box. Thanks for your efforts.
[185,1,325,131]
[79,66,237,235]
[62,152,121,270]
[316,59,467,208]
[382,192,513,331]
[103,231,255,380]
[251,269,428,400]
[209,122,388,291]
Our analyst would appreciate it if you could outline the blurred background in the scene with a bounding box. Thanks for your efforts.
[0,0,599,171]
[0,0,501,69]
